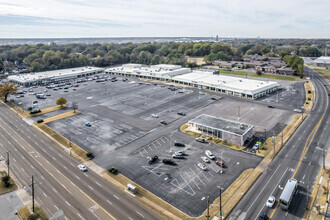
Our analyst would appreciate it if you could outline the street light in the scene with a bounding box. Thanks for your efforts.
[217,186,224,220]
[220,151,224,174]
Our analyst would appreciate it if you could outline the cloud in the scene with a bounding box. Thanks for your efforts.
[0,0,329,38]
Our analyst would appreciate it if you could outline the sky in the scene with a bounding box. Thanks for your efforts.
[0,0,329,38]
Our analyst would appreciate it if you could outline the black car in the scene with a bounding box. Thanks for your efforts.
[267,105,275,108]
[211,97,217,100]
[163,159,176,165]
[148,155,158,164]
[258,212,268,220]
[172,155,185,159]
[160,120,167,125]
[174,142,185,147]
[177,112,186,116]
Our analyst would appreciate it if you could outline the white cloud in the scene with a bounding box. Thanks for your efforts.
[0,0,329,38]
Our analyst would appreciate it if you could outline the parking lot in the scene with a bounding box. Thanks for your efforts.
[10,74,305,216]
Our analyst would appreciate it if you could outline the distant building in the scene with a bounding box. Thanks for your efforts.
[8,66,104,86]
[188,114,254,146]
[312,56,330,68]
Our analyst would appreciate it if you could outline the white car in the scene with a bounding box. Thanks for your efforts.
[205,150,215,160]
[78,164,87,172]
[151,114,158,118]
[201,156,210,163]
[266,196,276,208]
[198,163,207,171]
[174,151,184,156]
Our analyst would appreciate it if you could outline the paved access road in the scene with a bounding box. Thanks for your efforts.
[0,103,162,220]
[228,68,330,220]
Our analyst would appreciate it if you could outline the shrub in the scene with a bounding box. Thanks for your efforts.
[108,168,118,175]
[86,152,94,159]
[306,102,309,104]
[30,110,41,114]
[308,97,311,101]
[27,107,33,111]
[27,214,38,220]
[207,137,212,141]
[2,175,9,182]
[308,90,312,94]
[37,119,44,123]
[256,70,262,76]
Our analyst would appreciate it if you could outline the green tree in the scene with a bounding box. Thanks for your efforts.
[0,82,18,102]
[56,97,67,107]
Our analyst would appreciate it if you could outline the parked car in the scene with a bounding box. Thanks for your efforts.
[151,114,158,118]
[196,137,206,143]
[267,105,275,109]
[174,151,185,156]
[205,150,215,160]
[266,196,276,208]
[198,163,207,171]
[177,112,186,116]
[174,142,185,147]
[85,122,92,127]
[201,156,210,163]
[78,164,87,172]
[258,212,268,220]
[147,155,158,164]
[172,154,184,159]
[215,160,225,167]
[211,97,217,100]
[160,120,167,125]
[163,159,176,165]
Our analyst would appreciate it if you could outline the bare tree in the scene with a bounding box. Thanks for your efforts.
[72,101,78,113]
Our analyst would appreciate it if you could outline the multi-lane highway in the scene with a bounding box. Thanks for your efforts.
[0,102,162,220]
[229,68,330,220]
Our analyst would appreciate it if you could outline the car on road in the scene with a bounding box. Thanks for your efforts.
[196,137,206,143]
[211,97,217,100]
[151,114,158,118]
[177,112,186,116]
[258,212,268,220]
[78,164,87,172]
[172,154,184,159]
[267,105,275,108]
[215,160,225,167]
[201,156,210,163]
[205,150,215,160]
[198,163,207,171]
[266,196,276,208]
[160,120,167,125]
[174,142,185,147]
[163,159,176,165]
[147,155,158,164]
[85,122,92,127]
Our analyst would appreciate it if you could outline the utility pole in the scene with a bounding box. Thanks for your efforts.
[323,145,326,169]
[32,176,35,213]
[264,129,267,141]
[206,196,210,220]
[6,151,9,177]
[220,187,223,220]
[238,105,240,121]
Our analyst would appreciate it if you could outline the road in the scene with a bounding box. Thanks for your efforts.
[228,68,330,220]
[0,102,162,220]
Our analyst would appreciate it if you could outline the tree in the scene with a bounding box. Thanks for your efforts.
[0,82,18,102]
[72,101,78,113]
[56,97,67,107]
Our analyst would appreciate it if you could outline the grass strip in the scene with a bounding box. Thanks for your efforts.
[30,105,67,117]
[0,171,17,195]
[41,110,80,123]
[18,205,48,220]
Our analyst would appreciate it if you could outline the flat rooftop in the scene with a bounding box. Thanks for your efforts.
[106,64,191,78]
[173,70,279,95]
[8,66,104,83]
[189,114,253,136]
[313,56,330,64]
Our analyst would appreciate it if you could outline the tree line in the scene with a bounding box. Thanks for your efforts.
[0,41,323,74]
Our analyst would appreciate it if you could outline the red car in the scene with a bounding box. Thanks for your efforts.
[215,160,225,167]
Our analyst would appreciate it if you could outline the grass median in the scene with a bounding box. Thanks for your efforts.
[315,68,330,83]
[304,81,315,112]
[30,105,67,117]
[18,205,48,220]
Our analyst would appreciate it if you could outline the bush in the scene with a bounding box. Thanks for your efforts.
[2,175,9,182]
[27,214,38,220]
[108,168,118,175]
[308,90,312,94]
[256,70,262,76]
[86,152,94,159]
[27,107,33,111]
[306,102,309,104]
[37,119,44,123]
[308,97,311,101]
[30,110,41,114]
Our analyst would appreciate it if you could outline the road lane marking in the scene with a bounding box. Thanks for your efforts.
[65,201,71,206]
[77,213,85,220]
[0,116,116,219]
[88,185,94,190]
[246,165,282,214]
[113,195,120,200]
[54,204,59,210]
[136,211,144,218]
[95,182,102,187]
[74,175,80,180]
[106,200,112,205]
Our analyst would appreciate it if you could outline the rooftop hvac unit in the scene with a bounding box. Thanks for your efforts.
[240,124,244,129]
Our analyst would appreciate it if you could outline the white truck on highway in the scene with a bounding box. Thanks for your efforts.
[279,178,298,210]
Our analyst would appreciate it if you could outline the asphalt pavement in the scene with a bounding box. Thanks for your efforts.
[0,102,162,220]
[228,67,330,220]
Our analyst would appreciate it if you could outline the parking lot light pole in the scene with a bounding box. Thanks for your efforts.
[169,130,177,153]
[220,151,224,174]
[264,129,267,141]
[7,151,10,177]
